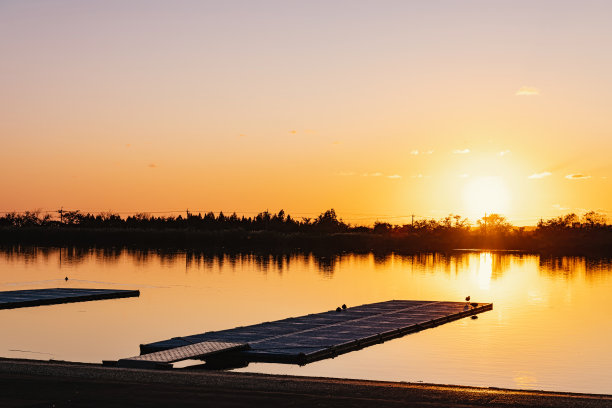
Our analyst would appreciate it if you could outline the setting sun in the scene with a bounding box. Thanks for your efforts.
[462,177,510,219]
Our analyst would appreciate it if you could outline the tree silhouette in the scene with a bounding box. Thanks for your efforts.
[313,209,348,233]
[582,211,607,228]
[477,213,511,233]
[1,209,610,254]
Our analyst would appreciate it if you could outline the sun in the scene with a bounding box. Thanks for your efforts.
[462,176,510,219]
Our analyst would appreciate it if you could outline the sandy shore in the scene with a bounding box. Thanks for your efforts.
[1,358,611,407]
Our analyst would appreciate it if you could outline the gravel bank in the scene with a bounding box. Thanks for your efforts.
[1,358,611,407]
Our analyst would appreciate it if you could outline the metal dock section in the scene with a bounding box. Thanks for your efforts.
[140,300,492,365]
[0,288,140,310]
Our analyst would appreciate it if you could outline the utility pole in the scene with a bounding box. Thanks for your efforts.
[484,212,487,235]
[411,214,414,227]
[58,207,63,224]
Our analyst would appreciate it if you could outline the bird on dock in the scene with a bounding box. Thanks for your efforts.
[470,302,478,308]
[336,307,342,312]
[342,304,347,310]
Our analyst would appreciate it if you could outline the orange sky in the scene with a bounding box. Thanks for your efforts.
[1,1,611,225]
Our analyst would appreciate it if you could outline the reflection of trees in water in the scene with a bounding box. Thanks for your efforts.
[93,247,122,265]
[373,252,390,265]
[185,252,302,276]
[539,256,612,280]
[1,246,52,265]
[391,251,531,279]
[130,250,152,266]
[128,250,188,268]
[490,253,511,279]
[2,246,98,267]
[188,252,346,277]
[159,251,182,268]
[1,247,431,277]
[313,254,338,276]
[540,256,576,278]
[60,247,91,266]
[393,253,454,275]
[5,247,608,280]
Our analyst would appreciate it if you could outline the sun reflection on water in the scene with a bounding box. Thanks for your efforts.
[476,252,493,290]
[513,371,539,389]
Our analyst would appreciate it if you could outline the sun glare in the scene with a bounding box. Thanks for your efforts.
[462,177,510,219]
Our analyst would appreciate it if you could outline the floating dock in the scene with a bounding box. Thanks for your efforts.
[0,288,140,310]
[139,300,492,366]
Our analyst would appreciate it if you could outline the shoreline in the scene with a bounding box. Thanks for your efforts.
[2,241,612,259]
[1,358,611,407]
[2,226,612,256]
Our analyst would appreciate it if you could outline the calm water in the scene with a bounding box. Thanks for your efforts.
[1,247,611,394]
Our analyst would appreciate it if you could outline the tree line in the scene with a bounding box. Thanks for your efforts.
[0,209,608,232]
[1,209,610,254]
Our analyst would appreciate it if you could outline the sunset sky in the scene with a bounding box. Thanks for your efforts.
[1,1,611,225]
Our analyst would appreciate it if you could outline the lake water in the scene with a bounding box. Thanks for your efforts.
[1,247,611,395]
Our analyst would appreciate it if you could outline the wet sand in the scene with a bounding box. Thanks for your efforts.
[1,358,611,407]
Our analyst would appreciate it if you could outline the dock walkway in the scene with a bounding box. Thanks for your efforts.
[141,300,492,365]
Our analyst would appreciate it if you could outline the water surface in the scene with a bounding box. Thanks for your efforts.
[1,248,610,394]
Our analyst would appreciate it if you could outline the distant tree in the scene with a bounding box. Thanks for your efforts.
[538,213,579,230]
[412,218,440,232]
[565,213,581,227]
[256,210,271,222]
[132,212,151,221]
[99,211,121,222]
[254,210,272,229]
[313,209,348,232]
[437,214,467,230]
[453,214,471,230]
[274,209,285,222]
[582,211,607,228]
[62,210,83,225]
[477,213,511,233]
[373,221,392,233]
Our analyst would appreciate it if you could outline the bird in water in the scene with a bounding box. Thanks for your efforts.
[465,296,470,302]
[471,315,478,320]
[65,277,68,281]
